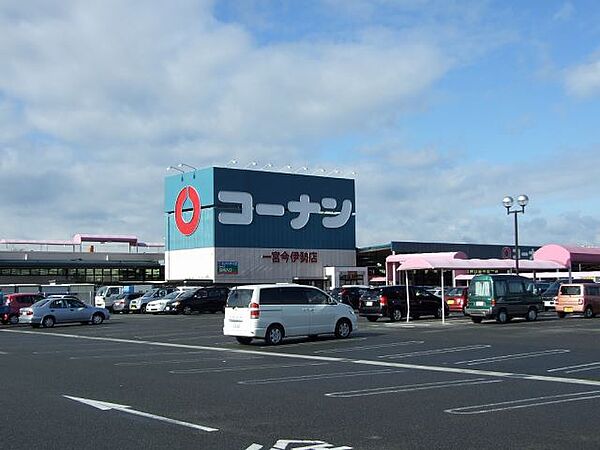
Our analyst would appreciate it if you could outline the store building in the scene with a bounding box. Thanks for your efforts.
[0,234,164,285]
[164,167,357,288]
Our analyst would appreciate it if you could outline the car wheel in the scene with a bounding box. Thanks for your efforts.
[91,313,104,325]
[584,306,594,319]
[183,306,192,315]
[525,307,538,322]
[9,315,19,325]
[265,324,284,345]
[335,319,352,339]
[390,308,402,322]
[434,306,443,319]
[471,317,483,324]
[366,316,378,322]
[140,305,147,314]
[557,311,566,319]
[236,337,253,345]
[41,316,55,328]
[496,309,509,324]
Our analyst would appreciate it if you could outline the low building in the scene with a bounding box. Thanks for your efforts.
[0,234,164,285]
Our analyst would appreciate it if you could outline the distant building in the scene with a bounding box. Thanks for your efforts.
[0,234,164,285]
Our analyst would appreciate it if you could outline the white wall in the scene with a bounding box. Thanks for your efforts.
[165,246,356,284]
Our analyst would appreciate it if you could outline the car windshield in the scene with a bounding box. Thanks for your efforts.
[227,289,253,308]
[141,289,158,299]
[162,291,181,300]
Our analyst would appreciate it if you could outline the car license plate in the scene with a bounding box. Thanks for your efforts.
[366,301,373,306]
[447,300,454,304]
[475,301,485,306]
[564,307,573,312]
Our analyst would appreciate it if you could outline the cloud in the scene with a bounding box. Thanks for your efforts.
[564,58,600,98]
[553,2,575,21]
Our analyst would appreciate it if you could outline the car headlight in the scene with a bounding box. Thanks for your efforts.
[171,301,180,306]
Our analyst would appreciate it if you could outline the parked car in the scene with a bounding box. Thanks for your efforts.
[1,292,45,325]
[330,285,370,309]
[526,281,551,295]
[164,287,229,315]
[223,284,357,345]
[466,274,543,324]
[129,287,178,313]
[19,297,109,328]
[555,283,599,319]
[444,287,469,315]
[146,290,185,314]
[358,285,449,322]
[111,292,144,313]
[540,279,593,311]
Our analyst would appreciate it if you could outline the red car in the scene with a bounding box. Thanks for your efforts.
[1,293,45,324]
[444,287,469,314]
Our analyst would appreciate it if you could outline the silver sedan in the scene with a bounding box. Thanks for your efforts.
[20,297,110,328]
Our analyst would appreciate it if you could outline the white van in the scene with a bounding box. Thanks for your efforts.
[223,284,357,345]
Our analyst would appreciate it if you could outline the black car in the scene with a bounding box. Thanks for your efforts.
[330,285,370,309]
[164,287,229,315]
[359,285,449,322]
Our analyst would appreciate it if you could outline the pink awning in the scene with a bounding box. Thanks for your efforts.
[534,244,600,267]
[398,257,565,271]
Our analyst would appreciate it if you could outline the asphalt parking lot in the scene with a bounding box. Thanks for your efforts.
[2,312,600,450]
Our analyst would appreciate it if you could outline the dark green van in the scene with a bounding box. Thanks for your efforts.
[466,274,543,324]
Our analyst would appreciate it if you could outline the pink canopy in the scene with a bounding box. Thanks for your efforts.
[534,244,600,267]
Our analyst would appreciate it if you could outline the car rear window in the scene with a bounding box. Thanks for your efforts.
[227,289,254,308]
[32,299,49,308]
[470,280,491,297]
[560,286,581,296]
[445,287,464,296]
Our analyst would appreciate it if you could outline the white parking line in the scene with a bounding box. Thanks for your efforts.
[547,361,600,373]
[313,341,424,354]
[454,349,570,366]
[325,378,503,398]
[444,390,600,415]
[116,355,263,367]
[238,369,403,385]
[68,351,209,360]
[170,362,329,374]
[378,345,491,359]
[4,329,600,387]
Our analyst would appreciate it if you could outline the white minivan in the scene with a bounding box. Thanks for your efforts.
[223,284,357,345]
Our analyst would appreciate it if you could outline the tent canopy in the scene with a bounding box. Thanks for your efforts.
[397,256,565,272]
[534,244,600,267]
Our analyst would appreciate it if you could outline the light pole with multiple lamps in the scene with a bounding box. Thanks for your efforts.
[502,194,529,275]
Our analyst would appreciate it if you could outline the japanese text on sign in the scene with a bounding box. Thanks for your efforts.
[218,191,352,230]
[263,251,318,264]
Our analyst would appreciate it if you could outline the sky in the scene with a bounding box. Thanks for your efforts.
[1,0,600,248]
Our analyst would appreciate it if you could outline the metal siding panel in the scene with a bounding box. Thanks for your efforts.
[165,168,216,250]
[213,168,355,250]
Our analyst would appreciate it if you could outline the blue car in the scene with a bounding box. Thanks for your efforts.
[19,297,110,328]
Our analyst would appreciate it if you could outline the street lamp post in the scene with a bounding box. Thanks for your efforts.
[502,194,529,275]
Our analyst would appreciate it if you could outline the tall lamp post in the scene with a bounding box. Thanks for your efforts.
[502,194,529,275]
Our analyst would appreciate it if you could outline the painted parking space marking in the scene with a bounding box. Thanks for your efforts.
[5,329,600,387]
[238,369,403,385]
[547,361,600,374]
[444,390,600,415]
[247,439,352,449]
[325,378,503,398]
[64,395,218,432]
[378,345,491,359]
[170,362,329,374]
[313,341,424,354]
[454,349,570,366]
[68,350,211,360]
[116,355,263,367]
